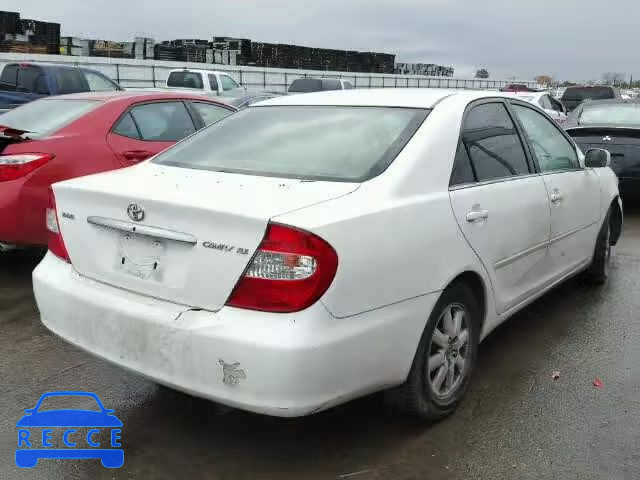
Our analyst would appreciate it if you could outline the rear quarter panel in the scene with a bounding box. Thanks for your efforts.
[275,95,494,321]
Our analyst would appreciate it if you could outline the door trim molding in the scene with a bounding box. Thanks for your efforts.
[494,239,548,270]
[549,221,598,246]
[494,220,599,270]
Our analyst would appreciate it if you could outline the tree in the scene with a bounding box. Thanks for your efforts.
[560,81,577,87]
[475,68,489,79]
[602,72,625,86]
[535,75,553,86]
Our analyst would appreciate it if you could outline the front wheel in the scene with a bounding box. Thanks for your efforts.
[387,282,481,420]
[583,211,612,285]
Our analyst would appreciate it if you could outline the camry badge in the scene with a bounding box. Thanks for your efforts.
[127,203,145,222]
[602,136,612,142]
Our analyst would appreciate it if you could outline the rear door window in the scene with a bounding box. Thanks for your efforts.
[191,102,233,126]
[462,102,530,181]
[450,141,476,186]
[220,75,239,91]
[55,69,87,94]
[549,97,564,112]
[84,71,119,91]
[539,95,553,110]
[16,66,49,94]
[112,112,140,139]
[129,102,196,141]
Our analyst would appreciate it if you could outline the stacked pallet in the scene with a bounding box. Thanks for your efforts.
[60,36,90,56]
[0,11,60,55]
[90,40,129,58]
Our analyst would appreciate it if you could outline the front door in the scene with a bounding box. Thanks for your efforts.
[449,101,551,314]
[510,102,601,280]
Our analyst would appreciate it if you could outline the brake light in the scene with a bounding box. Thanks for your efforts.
[226,223,338,313]
[0,153,54,182]
[46,188,70,263]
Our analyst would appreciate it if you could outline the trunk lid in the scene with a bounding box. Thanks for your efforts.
[568,127,640,175]
[53,163,358,311]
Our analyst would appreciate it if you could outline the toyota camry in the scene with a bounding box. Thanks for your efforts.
[33,89,622,419]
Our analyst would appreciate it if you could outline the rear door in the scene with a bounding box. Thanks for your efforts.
[449,100,552,314]
[107,101,197,166]
[510,102,601,278]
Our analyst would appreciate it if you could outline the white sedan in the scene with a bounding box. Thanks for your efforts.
[33,89,622,419]
[512,91,569,124]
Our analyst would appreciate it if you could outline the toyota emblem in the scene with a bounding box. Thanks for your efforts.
[127,203,145,222]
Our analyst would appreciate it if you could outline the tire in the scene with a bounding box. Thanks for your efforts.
[386,282,481,420]
[583,211,612,285]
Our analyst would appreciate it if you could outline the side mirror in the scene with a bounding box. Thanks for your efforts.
[584,148,611,168]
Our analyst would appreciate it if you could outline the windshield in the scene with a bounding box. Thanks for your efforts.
[562,87,614,101]
[154,106,428,181]
[579,103,640,125]
[0,99,101,136]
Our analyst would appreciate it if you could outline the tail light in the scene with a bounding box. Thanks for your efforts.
[226,223,338,313]
[46,188,70,263]
[0,153,54,182]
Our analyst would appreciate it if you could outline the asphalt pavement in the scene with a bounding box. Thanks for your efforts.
[1,211,639,480]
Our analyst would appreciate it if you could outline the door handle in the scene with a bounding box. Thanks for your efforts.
[550,192,563,204]
[122,150,152,161]
[466,209,489,222]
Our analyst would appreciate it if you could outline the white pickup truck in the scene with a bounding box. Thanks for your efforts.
[164,69,244,95]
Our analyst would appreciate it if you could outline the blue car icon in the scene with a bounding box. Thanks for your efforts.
[16,391,123,468]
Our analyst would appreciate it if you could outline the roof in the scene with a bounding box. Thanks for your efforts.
[167,68,231,75]
[258,88,508,109]
[5,61,98,72]
[510,91,544,100]
[577,99,639,107]
[41,90,234,106]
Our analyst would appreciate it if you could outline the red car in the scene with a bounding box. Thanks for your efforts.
[0,91,235,249]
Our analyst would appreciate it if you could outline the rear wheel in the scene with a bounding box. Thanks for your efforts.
[387,282,481,420]
[584,211,612,285]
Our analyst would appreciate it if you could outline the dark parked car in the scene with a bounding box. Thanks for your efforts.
[560,85,621,112]
[565,99,640,197]
[0,62,121,112]
[288,78,353,93]
[220,91,281,109]
[500,83,537,92]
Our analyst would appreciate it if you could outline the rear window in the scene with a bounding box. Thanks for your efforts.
[288,79,322,93]
[579,103,640,125]
[0,99,100,137]
[153,106,428,182]
[167,71,204,90]
[562,87,615,101]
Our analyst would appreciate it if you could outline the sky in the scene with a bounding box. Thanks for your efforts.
[4,0,638,82]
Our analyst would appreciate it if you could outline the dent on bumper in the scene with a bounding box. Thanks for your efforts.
[33,252,438,416]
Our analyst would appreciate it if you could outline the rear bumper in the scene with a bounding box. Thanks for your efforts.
[33,252,437,417]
